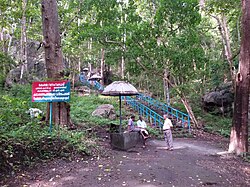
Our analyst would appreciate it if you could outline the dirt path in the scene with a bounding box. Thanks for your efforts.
[2,138,250,187]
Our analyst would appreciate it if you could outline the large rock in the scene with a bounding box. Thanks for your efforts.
[202,83,234,115]
[92,104,117,120]
[5,40,70,87]
[5,40,46,87]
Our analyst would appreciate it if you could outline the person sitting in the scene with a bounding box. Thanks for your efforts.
[127,115,136,132]
[137,116,149,145]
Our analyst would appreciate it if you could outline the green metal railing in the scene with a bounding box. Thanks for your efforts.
[136,94,190,130]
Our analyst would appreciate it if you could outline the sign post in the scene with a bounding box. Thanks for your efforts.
[49,102,52,132]
[32,80,70,132]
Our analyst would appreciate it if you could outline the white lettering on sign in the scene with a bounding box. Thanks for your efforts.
[33,96,70,101]
[39,83,48,87]
[32,81,70,102]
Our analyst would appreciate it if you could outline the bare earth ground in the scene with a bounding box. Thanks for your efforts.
[1,135,250,187]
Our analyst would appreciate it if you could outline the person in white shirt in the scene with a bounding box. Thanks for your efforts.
[137,116,149,145]
[163,114,173,151]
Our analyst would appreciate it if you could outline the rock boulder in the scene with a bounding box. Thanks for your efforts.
[92,104,117,120]
[202,83,234,116]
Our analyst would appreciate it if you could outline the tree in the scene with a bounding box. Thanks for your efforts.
[41,0,71,126]
[228,0,250,155]
[124,0,203,127]
[205,0,241,86]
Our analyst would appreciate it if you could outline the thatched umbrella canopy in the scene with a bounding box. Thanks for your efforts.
[88,74,102,81]
[101,81,139,133]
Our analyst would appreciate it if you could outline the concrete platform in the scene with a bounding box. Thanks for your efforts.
[110,132,142,151]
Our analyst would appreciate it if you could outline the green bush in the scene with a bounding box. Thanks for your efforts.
[203,114,231,137]
[0,52,16,88]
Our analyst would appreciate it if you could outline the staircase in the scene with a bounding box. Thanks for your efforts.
[136,94,190,129]
[123,95,191,134]
[124,96,164,127]
[79,73,104,91]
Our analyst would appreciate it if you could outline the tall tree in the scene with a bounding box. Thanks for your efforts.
[229,0,250,155]
[41,0,71,126]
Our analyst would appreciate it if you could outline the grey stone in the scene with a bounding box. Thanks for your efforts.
[92,104,117,120]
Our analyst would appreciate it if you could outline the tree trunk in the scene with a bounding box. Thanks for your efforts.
[101,48,105,85]
[221,15,235,83]
[20,0,28,82]
[121,56,125,79]
[199,0,205,10]
[249,94,250,142]
[88,37,92,73]
[163,69,170,105]
[181,97,199,128]
[212,14,235,85]
[121,11,126,80]
[228,0,250,155]
[166,75,199,128]
[41,0,71,126]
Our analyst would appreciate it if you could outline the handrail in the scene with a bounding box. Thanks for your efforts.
[79,73,91,87]
[136,93,191,131]
[79,73,104,91]
[124,96,164,129]
[93,81,104,91]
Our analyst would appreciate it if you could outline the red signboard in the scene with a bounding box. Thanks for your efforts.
[32,80,70,102]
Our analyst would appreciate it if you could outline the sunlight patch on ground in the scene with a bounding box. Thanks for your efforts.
[60,176,76,182]
[125,179,160,187]
[156,146,185,150]
[29,176,76,187]
[150,139,226,155]
[29,181,57,187]
[216,151,230,155]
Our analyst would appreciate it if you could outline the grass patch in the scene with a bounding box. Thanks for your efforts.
[70,94,127,128]
[199,113,232,137]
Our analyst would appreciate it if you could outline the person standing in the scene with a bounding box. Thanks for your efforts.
[163,114,173,151]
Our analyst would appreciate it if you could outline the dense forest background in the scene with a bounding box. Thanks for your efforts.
[0,0,241,92]
[0,0,249,178]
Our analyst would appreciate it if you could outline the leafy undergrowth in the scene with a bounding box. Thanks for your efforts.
[0,85,120,179]
[0,124,98,179]
[199,113,232,137]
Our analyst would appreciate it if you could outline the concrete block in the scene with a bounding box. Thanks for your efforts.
[110,132,142,150]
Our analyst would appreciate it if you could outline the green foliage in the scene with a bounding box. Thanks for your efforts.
[242,152,250,163]
[147,126,160,138]
[0,84,33,129]
[203,114,231,137]
[0,53,16,88]
[0,95,29,128]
